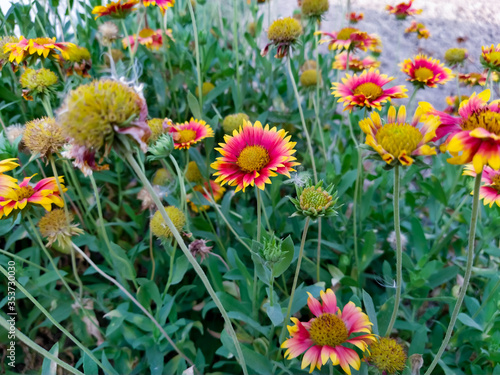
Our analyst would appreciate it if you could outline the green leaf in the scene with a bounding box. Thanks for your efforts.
[41,342,59,375]
[272,236,294,278]
[264,302,284,326]
[359,230,376,272]
[362,290,379,335]
[457,313,483,331]
[187,91,202,120]
[83,352,98,375]
[137,280,162,308]
[170,255,191,286]
[109,242,137,281]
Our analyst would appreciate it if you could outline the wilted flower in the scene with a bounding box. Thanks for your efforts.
[290,180,339,218]
[92,0,138,19]
[387,230,408,250]
[98,22,120,46]
[38,209,84,248]
[189,239,213,262]
[211,121,299,192]
[332,52,380,71]
[137,185,166,211]
[386,0,422,20]
[481,44,500,72]
[168,118,214,150]
[5,124,25,145]
[366,338,407,375]
[222,113,250,134]
[150,205,186,239]
[58,79,150,175]
[405,21,430,39]
[332,69,407,111]
[20,68,58,100]
[282,289,376,374]
[401,54,452,88]
[360,105,439,167]
[444,47,468,67]
[317,27,380,53]
[23,117,65,158]
[261,17,302,58]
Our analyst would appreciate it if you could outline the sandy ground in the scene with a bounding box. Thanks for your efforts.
[263,0,500,110]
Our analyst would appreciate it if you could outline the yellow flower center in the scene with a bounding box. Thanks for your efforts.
[236,145,270,173]
[177,129,197,144]
[368,338,407,374]
[16,186,35,200]
[413,67,434,82]
[300,187,333,211]
[309,313,349,348]
[488,51,500,65]
[461,110,500,135]
[33,37,54,46]
[491,174,500,191]
[337,27,357,40]
[376,123,423,156]
[353,82,384,99]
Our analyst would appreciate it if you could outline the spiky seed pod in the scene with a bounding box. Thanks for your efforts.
[301,0,329,18]
[222,113,250,134]
[290,180,339,218]
[300,69,320,87]
[23,117,65,158]
[367,338,407,375]
[150,206,186,240]
[444,47,468,66]
[98,22,120,46]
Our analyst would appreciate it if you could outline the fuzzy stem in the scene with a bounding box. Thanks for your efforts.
[187,0,203,110]
[407,87,419,113]
[168,154,188,222]
[280,217,310,344]
[316,218,322,282]
[232,0,242,110]
[385,165,402,336]
[256,188,262,242]
[125,151,248,375]
[287,58,318,183]
[424,171,482,375]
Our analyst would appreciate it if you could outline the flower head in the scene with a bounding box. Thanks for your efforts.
[23,117,65,158]
[333,69,407,111]
[4,36,74,65]
[332,52,380,72]
[5,124,25,145]
[317,27,380,52]
[366,338,407,374]
[347,12,364,24]
[98,22,120,46]
[386,0,422,19]
[261,17,302,58]
[222,113,250,134]
[58,79,150,175]
[188,180,225,212]
[189,239,213,262]
[0,174,66,218]
[38,209,83,248]
[290,180,339,218]
[458,71,499,87]
[60,45,92,77]
[0,36,18,68]
[301,0,329,19]
[420,89,500,172]
[92,0,138,19]
[168,118,214,150]
[211,121,299,192]
[405,21,430,39]
[0,158,19,197]
[150,206,185,239]
[123,28,171,51]
[464,165,500,208]
[300,69,320,88]
[147,118,171,143]
[444,95,469,115]
[401,54,452,88]
[444,47,468,67]
[481,44,500,72]
[360,105,439,166]
[20,68,58,100]
[142,0,174,12]
[282,289,376,374]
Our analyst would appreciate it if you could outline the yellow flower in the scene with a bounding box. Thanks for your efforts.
[150,206,186,239]
[20,68,58,100]
[23,117,65,158]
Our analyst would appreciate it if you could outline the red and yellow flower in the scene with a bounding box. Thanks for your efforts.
[332,68,407,111]
[332,52,380,72]
[360,105,439,166]
[92,0,138,19]
[188,180,225,212]
[386,0,422,19]
[4,36,74,64]
[444,95,469,115]
[143,0,174,11]
[481,44,500,71]
[123,28,173,51]
[405,21,430,39]
[316,27,379,52]
[464,165,500,208]
[347,12,363,24]
[0,159,19,196]
[211,121,299,192]
[0,175,66,218]
[401,54,452,88]
[168,118,214,150]
[420,89,500,172]
[282,289,376,374]
[458,71,499,87]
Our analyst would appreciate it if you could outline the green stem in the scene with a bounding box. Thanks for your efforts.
[0,314,85,375]
[232,0,242,110]
[163,241,178,295]
[316,218,322,282]
[168,154,188,224]
[287,58,318,183]
[407,87,419,113]
[424,171,482,375]
[280,217,310,344]
[41,95,53,117]
[187,0,203,110]
[385,165,401,336]
[256,189,262,242]
[347,113,360,278]
[0,263,105,374]
[125,151,248,375]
